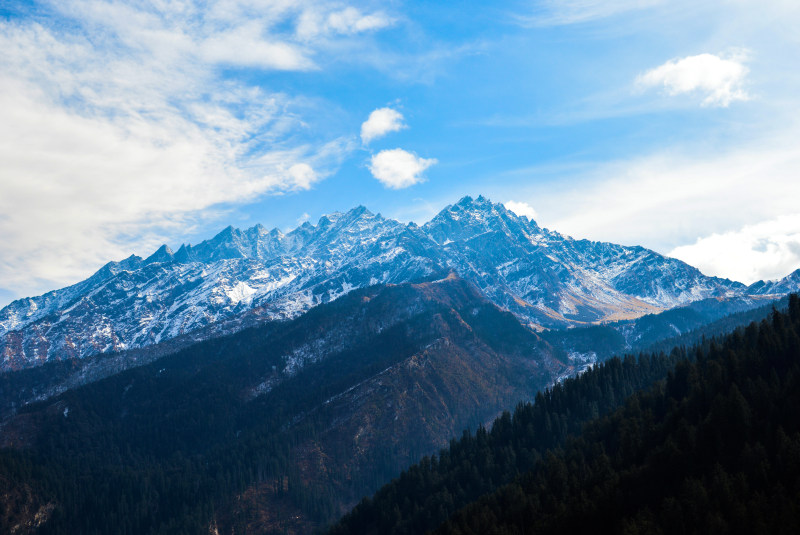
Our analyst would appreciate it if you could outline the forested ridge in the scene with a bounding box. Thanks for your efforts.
[0,318,349,534]
[330,340,686,534]
[0,277,561,534]
[0,285,446,534]
[331,296,800,534]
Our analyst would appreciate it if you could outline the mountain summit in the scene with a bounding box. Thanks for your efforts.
[1,196,796,371]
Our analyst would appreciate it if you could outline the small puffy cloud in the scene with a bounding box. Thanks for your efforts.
[636,52,750,107]
[368,149,437,189]
[504,200,538,220]
[669,215,800,284]
[361,107,407,144]
[286,163,317,190]
[297,212,311,225]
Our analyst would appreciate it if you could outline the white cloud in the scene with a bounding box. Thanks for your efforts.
[286,163,319,190]
[669,215,800,284]
[636,52,750,107]
[0,1,390,306]
[368,149,437,189]
[328,7,393,34]
[200,22,315,70]
[360,107,407,144]
[297,6,393,40]
[504,201,538,220]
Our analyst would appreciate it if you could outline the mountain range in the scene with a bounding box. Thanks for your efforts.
[2,195,799,372]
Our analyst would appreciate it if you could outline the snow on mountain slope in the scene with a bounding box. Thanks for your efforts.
[1,208,441,370]
[421,196,746,326]
[1,196,797,371]
[747,268,800,296]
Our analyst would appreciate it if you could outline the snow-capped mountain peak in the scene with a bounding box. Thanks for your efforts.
[144,245,175,265]
[424,195,543,245]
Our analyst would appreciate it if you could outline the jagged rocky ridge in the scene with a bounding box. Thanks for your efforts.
[2,196,798,371]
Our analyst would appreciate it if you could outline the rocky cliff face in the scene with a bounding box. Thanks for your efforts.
[1,196,794,372]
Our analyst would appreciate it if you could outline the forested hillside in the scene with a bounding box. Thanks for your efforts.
[332,295,800,535]
[330,341,685,534]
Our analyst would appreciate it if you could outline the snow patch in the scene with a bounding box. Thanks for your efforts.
[226,281,257,305]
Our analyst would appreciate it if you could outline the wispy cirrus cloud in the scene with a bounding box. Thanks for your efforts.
[0,0,388,304]
[636,51,751,107]
[296,6,394,40]
[517,0,663,26]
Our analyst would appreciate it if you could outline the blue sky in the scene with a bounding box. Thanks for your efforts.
[2,0,800,307]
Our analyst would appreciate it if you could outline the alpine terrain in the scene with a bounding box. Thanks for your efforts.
[3,196,797,372]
